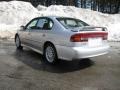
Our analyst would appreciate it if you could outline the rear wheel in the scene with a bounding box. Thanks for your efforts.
[44,43,58,64]
[15,35,23,50]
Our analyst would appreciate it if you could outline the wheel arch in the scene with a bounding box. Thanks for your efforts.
[15,33,19,41]
[15,33,18,37]
[43,41,58,64]
[43,41,56,51]
[43,41,58,57]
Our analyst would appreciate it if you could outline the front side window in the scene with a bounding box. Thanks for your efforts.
[26,19,38,29]
[57,18,89,29]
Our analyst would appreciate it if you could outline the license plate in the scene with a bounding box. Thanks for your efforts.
[88,37,102,47]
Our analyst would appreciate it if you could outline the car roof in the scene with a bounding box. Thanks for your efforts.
[34,16,76,20]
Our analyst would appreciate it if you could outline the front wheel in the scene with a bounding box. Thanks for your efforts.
[15,35,23,50]
[44,43,58,64]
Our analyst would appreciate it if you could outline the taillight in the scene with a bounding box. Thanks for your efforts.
[70,32,108,42]
[70,34,87,42]
[103,33,108,40]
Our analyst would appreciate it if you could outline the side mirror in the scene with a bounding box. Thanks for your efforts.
[20,26,25,31]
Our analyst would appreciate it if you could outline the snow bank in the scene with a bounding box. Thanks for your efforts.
[37,5,47,11]
[0,24,18,39]
[0,1,38,25]
[0,1,39,39]
[0,1,120,41]
[107,23,120,41]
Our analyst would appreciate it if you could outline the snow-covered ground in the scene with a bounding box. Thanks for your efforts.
[0,1,120,41]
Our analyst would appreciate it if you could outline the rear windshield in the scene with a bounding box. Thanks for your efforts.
[57,18,89,29]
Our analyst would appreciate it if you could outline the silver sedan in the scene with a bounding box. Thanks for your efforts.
[15,16,109,64]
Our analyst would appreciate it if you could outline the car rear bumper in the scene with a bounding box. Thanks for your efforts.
[56,45,110,61]
[72,46,109,59]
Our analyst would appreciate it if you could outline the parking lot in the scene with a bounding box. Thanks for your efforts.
[0,39,120,90]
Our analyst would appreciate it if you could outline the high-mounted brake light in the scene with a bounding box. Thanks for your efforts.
[70,32,108,42]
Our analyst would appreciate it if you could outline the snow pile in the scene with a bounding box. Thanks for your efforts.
[0,1,39,38]
[0,1,38,25]
[0,24,18,39]
[0,1,120,41]
[41,5,112,26]
[37,5,47,11]
[108,23,120,41]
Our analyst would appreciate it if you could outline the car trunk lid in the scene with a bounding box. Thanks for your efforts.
[70,27,108,47]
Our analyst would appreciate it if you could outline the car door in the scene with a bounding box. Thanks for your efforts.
[41,18,54,44]
[28,18,47,52]
[22,18,39,47]
[30,17,54,52]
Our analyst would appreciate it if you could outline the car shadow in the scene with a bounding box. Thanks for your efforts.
[14,48,94,73]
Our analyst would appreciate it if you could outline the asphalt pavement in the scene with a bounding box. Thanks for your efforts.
[0,39,120,90]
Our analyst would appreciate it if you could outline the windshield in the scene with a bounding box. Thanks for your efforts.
[57,18,89,29]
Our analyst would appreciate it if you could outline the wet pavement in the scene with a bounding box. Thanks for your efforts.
[0,39,120,90]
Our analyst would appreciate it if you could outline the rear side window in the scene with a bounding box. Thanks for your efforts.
[37,19,47,29]
[37,18,53,30]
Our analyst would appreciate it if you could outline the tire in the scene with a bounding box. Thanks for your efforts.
[15,35,23,50]
[44,43,58,64]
